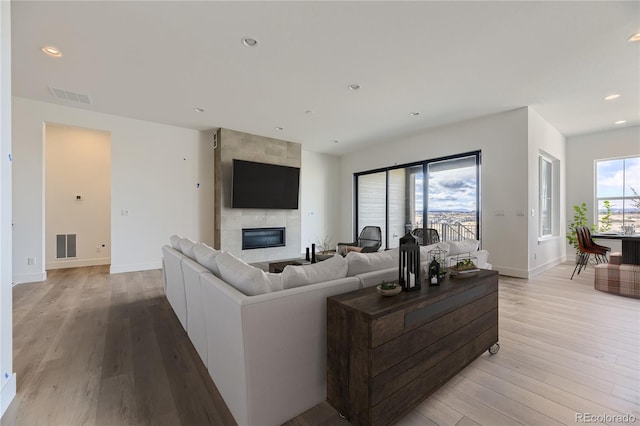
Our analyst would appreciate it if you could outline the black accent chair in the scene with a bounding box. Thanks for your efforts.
[411,228,440,245]
[337,226,382,254]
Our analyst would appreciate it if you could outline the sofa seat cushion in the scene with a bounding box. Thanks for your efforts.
[193,243,221,277]
[282,254,348,289]
[216,252,274,296]
[346,249,399,276]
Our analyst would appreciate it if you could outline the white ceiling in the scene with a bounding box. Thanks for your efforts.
[10,1,640,155]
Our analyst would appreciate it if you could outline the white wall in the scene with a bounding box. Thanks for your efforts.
[340,108,532,277]
[527,109,567,275]
[566,125,640,254]
[0,0,16,415]
[45,124,111,269]
[300,150,341,252]
[12,97,214,282]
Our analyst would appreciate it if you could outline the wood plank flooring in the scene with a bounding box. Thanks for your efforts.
[2,262,639,426]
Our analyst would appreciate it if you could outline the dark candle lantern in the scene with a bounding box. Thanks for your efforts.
[398,232,421,291]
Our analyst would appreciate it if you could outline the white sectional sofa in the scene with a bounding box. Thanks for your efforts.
[161,236,490,426]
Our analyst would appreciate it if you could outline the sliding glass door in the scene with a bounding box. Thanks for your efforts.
[426,155,479,242]
[355,152,480,248]
[356,171,387,249]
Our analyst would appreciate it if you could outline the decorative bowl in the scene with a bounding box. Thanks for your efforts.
[376,284,401,296]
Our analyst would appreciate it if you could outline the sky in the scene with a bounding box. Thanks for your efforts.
[415,166,477,212]
[597,157,640,203]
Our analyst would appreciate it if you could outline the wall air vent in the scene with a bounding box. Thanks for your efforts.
[49,87,92,105]
[56,234,77,259]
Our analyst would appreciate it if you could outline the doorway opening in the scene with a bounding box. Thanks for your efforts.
[44,123,111,270]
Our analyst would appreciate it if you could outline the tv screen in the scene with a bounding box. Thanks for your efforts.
[232,159,300,209]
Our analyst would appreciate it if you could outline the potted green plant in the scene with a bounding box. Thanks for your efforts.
[567,202,591,253]
[598,200,613,232]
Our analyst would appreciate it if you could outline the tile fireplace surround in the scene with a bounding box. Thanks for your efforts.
[214,128,302,263]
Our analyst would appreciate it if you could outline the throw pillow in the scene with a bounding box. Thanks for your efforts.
[193,243,221,277]
[345,249,399,276]
[281,254,348,289]
[170,234,183,251]
[179,238,197,259]
[216,252,274,296]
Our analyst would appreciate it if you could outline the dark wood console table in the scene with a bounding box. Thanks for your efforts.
[327,270,499,426]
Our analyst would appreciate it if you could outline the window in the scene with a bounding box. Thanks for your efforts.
[539,156,552,237]
[538,152,559,239]
[595,156,640,231]
[355,151,480,248]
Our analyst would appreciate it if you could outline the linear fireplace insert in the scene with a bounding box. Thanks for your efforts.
[242,227,286,250]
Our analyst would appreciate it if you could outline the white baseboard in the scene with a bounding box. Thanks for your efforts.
[529,256,566,277]
[1,372,16,417]
[494,256,568,279]
[493,266,529,279]
[110,261,162,274]
[46,257,111,270]
[12,271,47,285]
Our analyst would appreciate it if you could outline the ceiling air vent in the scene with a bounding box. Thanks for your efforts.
[49,86,92,104]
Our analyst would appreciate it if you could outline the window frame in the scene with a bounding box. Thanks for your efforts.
[353,151,481,248]
[594,155,640,230]
[538,154,553,238]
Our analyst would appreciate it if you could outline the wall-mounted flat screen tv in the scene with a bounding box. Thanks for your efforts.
[231,159,300,209]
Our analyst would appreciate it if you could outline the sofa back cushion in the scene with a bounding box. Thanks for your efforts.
[170,234,183,251]
[447,239,479,256]
[193,243,221,277]
[281,254,348,289]
[179,237,197,259]
[420,242,450,260]
[346,249,398,276]
[216,252,274,296]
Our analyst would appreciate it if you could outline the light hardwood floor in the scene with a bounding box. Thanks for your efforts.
[2,262,639,426]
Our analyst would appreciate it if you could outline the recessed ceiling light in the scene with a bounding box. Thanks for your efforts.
[409,112,420,116]
[348,83,361,91]
[604,94,620,101]
[41,46,62,57]
[628,33,640,42]
[305,110,313,115]
[332,140,339,144]
[274,127,283,131]
[194,107,205,112]
[242,37,259,47]
[614,120,627,125]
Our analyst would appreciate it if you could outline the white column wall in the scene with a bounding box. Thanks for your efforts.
[0,0,16,415]
[300,150,341,253]
[340,108,531,277]
[527,108,567,275]
[12,97,211,282]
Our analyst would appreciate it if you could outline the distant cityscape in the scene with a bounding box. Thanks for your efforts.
[413,210,478,241]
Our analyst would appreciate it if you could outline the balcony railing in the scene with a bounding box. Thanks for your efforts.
[432,221,476,242]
